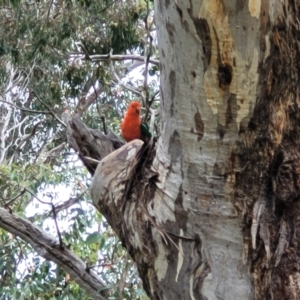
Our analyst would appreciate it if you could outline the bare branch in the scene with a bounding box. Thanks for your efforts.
[0,100,51,115]
[48,142,67,156]
[0,207,109,299]
[144,90,159,121]
[99,0,118,13]
[143,2,152,107]
[23,188,77,249]
[3,188,26,207]
[32,91,66,127]
[76,42,91,60]
[46,0,54,24]
[10,121,42,159]
[0,101,13,163]
[51,203,64,249]
[83,156,101,164]
[110,57,143,98]
[6,114,28,135]
[45,189,88,216]
[89,53,159,66]
[25,187,52,206]
[76,78,104,112]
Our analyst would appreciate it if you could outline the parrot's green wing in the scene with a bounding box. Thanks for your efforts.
[140,122,152,142]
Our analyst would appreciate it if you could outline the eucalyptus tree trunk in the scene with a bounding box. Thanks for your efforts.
[91,1,300,299]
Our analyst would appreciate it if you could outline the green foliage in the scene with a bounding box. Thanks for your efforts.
[0,0,158,298]
[109,20,144,54]
[85,232,101,244]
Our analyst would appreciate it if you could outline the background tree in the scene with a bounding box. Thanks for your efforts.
[0,0,158,299]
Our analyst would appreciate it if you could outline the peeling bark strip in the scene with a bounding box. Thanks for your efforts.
[236,1,300,299]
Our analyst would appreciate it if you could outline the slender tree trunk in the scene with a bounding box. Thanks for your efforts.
[91,1,300,299]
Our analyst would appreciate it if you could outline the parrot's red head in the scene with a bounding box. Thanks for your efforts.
[126,101,141,115]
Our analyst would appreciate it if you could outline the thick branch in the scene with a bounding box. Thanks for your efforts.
[66,114,124,175]
[0,208,108,299]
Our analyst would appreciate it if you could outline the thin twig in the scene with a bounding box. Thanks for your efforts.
[13,121,42,154]
[76,42,91,60]
[25,188,64,249]
[144,90,159,121]
[25,187,52,205]
[51,203,64,249]
[3,188,26,207]
[46,142,67,157]
[32,91,66,127]
[143,1,151,108]
[83,156,101,164]
[44,188,88,216]
[110,56,143,98]
[46,0,54,24]
[149,90,160,107]
[6,114,28,135]
[99,0,118,13]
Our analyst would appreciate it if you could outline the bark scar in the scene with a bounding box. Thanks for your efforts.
[193,110,204,141]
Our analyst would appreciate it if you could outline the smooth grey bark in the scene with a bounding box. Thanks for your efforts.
[91,0,261,298]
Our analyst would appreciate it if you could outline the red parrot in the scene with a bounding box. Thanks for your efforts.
[121,101,152,142]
